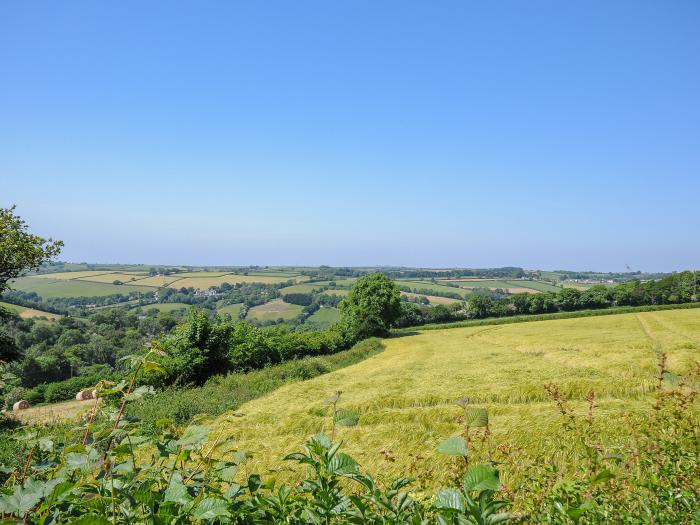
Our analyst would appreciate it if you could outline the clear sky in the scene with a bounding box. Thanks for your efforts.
[2,1,699,271]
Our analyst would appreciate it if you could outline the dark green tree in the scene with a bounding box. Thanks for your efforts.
[0,206,63,296]
[339,273,401,338]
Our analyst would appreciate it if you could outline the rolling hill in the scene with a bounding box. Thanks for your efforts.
[210,308,700,491]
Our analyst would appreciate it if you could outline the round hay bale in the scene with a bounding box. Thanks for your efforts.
[12,400,29,411]
[76,389,96,401]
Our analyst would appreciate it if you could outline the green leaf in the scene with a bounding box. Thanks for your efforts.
[66,516,111,525]
[591,469,614,485]
[142,361,167,374]
[192,497,230,520]
[437,436,468,456]
[328,452,359,474]
[434,488,465,511]
[125,385,155,401]
[164,473,191,505]
[463,464,500,492]
[334,409,359,427]
[0,480,45,515]
[464,407,488,427]
[175,425,210,450]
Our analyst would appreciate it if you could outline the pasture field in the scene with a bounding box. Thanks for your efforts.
[9,277,157,298]
[211,308,700,492]
[122,275,186,287]
[169,274,304,289]
[217,303,244,317]
[142,303,191,313]
[247,299,304,321]
[319,289,349,297]
[398,280,469,298]
[305,306,341,328]
[401,292,461,305]
[441,279,561,293]
[279,283,324,294]
[0,301,26,315]
[75,272,148,283]
[32,270,116,280]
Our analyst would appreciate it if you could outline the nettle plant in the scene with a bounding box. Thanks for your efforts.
[0,350,513,524]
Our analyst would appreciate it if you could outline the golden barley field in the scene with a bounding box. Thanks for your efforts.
[213,309,700,490]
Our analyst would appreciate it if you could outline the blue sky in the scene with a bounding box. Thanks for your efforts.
[2,1,699,271]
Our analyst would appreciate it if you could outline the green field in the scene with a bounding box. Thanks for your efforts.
[440,279,561,293]
[142,303,191,313]
[305,306,341,328]
[397,280,469,298]
[217,303,244,318]
[247,299,304,321]
[279,283,324,294]
[9,277,157,298]
[210,308,700,492]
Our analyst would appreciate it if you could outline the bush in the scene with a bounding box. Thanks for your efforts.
[43,373,111,403]
[128,338,384,431]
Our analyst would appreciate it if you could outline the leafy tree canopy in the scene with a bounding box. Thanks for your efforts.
[339,273,401,338]
[0,206,63,295]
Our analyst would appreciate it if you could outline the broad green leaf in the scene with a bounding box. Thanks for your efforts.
[437,436,468,457]
[463,464,500,492]
[464,407,488,427]
[193,498,230,520]
[328,452,359,475]
[142,361,167,374]
[164,473,191,505]
[334,409,359,427]
[125,385,155,401]
[175,425,210,450]
[434,488,465,511]
[0,479,45,515]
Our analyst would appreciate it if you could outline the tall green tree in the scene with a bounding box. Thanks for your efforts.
[339,273,401,338]
[0,206,62,361]
[0,206,63,295]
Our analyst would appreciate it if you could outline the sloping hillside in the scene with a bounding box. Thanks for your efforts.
[212,308,700,490]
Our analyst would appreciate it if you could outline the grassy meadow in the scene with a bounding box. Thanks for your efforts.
[217,303,244,317]
[9,277,156,298]
[247,299,304,321]
[210,308,700,494]
[306,306,341,327]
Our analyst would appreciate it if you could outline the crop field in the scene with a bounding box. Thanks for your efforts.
[121,275,186,287]
[74,272,148,283]
[9,399,96,425]
[247,299,304,321]
[32,270,116,280]
[441,279,561,293]
[168,274,305,289]
[9,277,157,298]
[217,303,244,317]
[401,292,461,305]
[211,308,700,492]
[305,306,341,328]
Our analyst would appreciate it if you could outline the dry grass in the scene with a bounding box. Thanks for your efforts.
[33,271,115,280]
[211,309,700,489]
[76,272,148,283]
[172,275,305,289]
[8,399,97,425]
[19,308,62,321]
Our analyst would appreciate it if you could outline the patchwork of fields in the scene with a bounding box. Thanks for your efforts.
[212,308,700,491]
